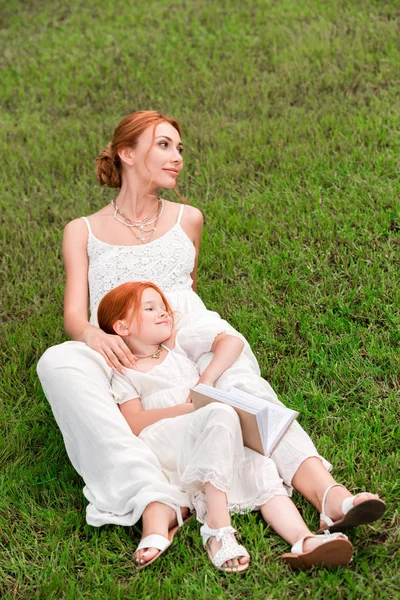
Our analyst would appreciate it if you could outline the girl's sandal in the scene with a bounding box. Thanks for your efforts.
[200,523,250,573]
[281,532,353,570]
[135,512,193,570]
[317,484,386,533]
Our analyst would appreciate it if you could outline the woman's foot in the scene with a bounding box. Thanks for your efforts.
[135,503,190,566]
[318,484,386,532]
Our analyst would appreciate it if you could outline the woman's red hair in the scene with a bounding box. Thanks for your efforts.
[98,281,173,335]
[96,110,186,201]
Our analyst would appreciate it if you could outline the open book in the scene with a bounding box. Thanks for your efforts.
[190,384,298,456]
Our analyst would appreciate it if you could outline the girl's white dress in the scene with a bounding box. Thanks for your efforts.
[37,204,330,527]
[111,330,288,522]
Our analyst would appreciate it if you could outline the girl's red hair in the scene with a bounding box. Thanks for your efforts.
[98,281,173,335]
[96,110,186,202]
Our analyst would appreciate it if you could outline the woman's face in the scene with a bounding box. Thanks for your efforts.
[126,287,173,344]
[129,122,184,188]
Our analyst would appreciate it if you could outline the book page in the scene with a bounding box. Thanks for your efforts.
[192,384,298,456]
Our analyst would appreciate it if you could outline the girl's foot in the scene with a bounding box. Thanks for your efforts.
[282,532,353,570]
[318,484,386,533]
[135,503,190,566]
[200,523,250,573]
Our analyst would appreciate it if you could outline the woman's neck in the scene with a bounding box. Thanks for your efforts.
[115,179,160,221]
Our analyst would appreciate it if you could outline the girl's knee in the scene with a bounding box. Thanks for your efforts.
[203,402,240,426]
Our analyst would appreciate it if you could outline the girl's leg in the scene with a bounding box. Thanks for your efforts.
[260,495,348,553]
[204,483,249,569]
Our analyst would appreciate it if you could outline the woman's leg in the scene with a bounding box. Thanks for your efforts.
[210,358,383,524]
[37,341,190,563]
[135,502,190,565]
[291,457,381,527]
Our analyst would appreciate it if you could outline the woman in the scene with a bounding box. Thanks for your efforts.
[37,110,385,567]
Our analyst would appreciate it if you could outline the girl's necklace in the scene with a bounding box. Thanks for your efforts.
[135,344,163,360]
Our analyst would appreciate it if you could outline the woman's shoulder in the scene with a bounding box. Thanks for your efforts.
[63,217,88,243]
[63,205,112,237]
[181,203,203,226]
[162,199,203,224]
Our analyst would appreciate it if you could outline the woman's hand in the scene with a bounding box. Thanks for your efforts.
[83,327,138,373]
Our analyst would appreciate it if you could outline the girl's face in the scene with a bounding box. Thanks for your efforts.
[126,287,173,344]
[128,122,184,188]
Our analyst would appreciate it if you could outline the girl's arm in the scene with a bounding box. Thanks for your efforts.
[198,334,245,386]
[119,397,194,436]
[180,205,203,291]
[63,219,137,372]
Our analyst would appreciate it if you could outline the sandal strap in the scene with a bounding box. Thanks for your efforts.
[200,523,236,545]
[342,493,366,515]
[209,532,250,569]
[136,534,170,552]
[291,532,348,555]
[320,483,347,527]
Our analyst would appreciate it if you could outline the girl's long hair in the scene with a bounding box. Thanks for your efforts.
[98,281,173,335]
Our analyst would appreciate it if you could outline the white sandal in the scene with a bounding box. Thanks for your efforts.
[317,483,386,533]
[281,532,353,569]
[135,533,173,570]
[200,523,250,573]
[135,510,193,570]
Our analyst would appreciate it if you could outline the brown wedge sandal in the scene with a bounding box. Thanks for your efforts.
[317,484,386,534]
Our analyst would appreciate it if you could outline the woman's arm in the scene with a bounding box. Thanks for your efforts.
[119,397,194,436]
[198,334,245,386]
[180,206,203,291]
[62,218,137,372]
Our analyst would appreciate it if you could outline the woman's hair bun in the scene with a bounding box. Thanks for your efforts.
[96,142,122,188]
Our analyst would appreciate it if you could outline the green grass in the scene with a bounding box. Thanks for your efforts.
[0,0,399,597]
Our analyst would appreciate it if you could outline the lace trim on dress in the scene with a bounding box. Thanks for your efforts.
[191,488,290,524]
[180,468,231,493]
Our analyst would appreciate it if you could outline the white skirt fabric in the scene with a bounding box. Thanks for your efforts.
[140,403,289,523]
[37,289,331,527]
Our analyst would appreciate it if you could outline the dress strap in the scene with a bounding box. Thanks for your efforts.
[81,216,93,236]
[176,204,184,225]
[161,344,171,353]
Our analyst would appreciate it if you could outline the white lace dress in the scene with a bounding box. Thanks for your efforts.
[111,329,288,522]
[38,203,330,527]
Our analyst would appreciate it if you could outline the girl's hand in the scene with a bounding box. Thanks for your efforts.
[83,327,138,373]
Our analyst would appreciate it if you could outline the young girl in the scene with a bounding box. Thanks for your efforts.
[98,281,353,573]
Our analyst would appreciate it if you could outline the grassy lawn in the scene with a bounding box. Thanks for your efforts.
[0,0,399,597]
